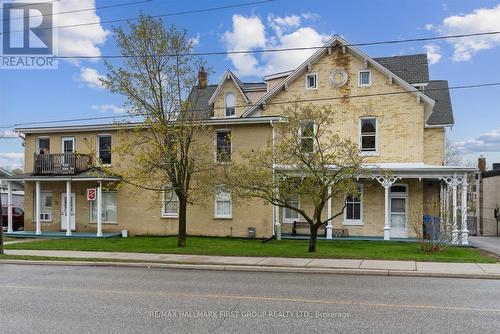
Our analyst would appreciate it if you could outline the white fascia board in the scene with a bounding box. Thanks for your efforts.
[263,70,294,81]
[242,35,435,117]
[425,123,454,128]
[207,70,250,105]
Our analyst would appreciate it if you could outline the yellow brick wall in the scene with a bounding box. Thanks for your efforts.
[423,128,445,165]
[212,79,248,118]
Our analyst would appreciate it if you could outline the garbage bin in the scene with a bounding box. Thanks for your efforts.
[248,227,256,239]
[423,215,440,240]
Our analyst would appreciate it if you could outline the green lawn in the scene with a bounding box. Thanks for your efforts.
[4,236,497,263]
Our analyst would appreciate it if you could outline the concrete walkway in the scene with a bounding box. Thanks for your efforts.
[470,236,500,257]
[3,249,500,279]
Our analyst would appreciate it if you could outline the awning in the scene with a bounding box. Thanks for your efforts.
[0,167,122,182]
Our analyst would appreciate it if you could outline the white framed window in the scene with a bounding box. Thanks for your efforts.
[90,191,117,223]
[215,186,232,219]
[33,191,52,221]
[360,118,378,154]
[215,130,231,162]
[36,137,50,154]
[162,187,179,218]
[225,92,235,117]
[343,185,363,225]
[305,73,317,89]
[299,121,315,153]
[97,135,112,165]
[61,137,75,154]
[283,194,300,223]
[358,70,371,86]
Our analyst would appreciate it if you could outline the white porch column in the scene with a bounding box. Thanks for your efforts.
[326,186,333,239]
[375,176,399,240]
[65,180,72,236]
[439,183,444,226]
[274,204,281,240]
[451,176,459,244]
[7,182,13,233]
[460,175,469,245]
[35,181,41,235]
[97,181,103,237]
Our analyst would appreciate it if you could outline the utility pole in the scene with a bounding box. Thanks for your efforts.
[0,184,4,254]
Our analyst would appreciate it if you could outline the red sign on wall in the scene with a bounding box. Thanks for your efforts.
[87,188,96,201]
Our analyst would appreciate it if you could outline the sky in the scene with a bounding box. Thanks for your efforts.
[1,0,500,169]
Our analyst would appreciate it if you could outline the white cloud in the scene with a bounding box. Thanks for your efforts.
[0,153,23,170]
[222,14,330,77]
[222,15,266,77]
[424,23,434,31]
[189,33,201,47]
[53,0,110,62]
[457,129,500,153]
[301,12,320,21]
[423,44,442,64]
[436,4,500,61]
[91,104,126,114]
[75,67,105,89]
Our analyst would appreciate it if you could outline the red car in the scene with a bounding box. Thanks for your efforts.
[1,206,24,231]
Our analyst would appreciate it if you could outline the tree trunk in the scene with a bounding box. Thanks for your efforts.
[177,196,187,247]
[308,224,318,252]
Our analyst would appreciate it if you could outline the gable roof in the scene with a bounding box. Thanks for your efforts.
[424,80,454,126]
[242,35,435,117]
[187,84,217,119]
[373,54,429,84]
[208,70,250,105]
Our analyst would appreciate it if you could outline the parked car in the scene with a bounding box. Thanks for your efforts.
[1,206,24,231]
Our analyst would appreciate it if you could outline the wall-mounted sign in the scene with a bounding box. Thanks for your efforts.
[87,188,96,201]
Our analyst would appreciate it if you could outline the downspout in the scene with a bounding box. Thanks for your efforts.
[270,120,276,236]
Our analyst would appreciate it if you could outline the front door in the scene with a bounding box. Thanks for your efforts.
[61,193,76,231]
[389,185,408,238]
[61,137,75,170]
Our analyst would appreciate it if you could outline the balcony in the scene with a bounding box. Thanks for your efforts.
[33,153,92,175]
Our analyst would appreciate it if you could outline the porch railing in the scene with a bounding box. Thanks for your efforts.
[33,153,92,175]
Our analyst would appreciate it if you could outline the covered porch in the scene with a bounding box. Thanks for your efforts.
[273,163,476,245]
[1,168,121,238]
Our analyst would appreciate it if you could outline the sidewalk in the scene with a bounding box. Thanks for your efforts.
[3,249,500,279]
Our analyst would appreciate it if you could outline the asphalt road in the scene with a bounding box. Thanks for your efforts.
[1,265,500,333]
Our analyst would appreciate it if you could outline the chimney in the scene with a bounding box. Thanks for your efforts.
[478,156,486,172]
[197,66,207,89]
[493,163,500,171]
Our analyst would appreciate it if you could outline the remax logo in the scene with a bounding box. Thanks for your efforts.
[1,1,58,69]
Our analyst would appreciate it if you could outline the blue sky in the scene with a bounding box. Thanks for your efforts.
[1,0,500,169]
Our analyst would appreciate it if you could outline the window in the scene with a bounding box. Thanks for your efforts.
[360,118,377,153]
[305,74,317,89]
[33,191,52,221]
[97,135,112,165]
[215,130,231,162]
[283,194,300,223]
[300,121,315,153]
[358,70,371,86]
[61,137,75,154]
[215,186,232,218]
[344,186,363,225]
[162,187,179,217]
[90,191,117,223]
[36,137,50,154]
[225,93,235,117]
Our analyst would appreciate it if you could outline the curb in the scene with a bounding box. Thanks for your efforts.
[1,259,499,280]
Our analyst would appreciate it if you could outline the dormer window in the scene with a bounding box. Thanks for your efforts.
[305,74,317,89]
[225,93,235,117]
[358,70,371,86]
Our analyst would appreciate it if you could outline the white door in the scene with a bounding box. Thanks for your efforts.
[390,196,407,238]
[61,137,75,170]
[61,193,76,231]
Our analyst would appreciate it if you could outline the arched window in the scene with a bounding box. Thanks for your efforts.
[225,93,235,117]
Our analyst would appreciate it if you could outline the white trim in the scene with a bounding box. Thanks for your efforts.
[224,91,236,117]
[359,117,378,154]
[90,190,117,224]
[214,186,232,219]
[61,136,75,154]
[358,70,372,87]
[241,35,435,117]
[343,184,364,226]
[161,186,179,218]
[263,70,294,81]
[33,190,53,222]
[282,194,300,224]
[16,117,284,134]
[389,183,409,238]
[305,73,318,90]
[36,136,50,154]
[208,70,249,106]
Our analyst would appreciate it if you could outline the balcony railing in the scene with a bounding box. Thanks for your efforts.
[33,153,92,175]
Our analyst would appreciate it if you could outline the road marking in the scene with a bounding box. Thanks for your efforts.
[1,284,499,313]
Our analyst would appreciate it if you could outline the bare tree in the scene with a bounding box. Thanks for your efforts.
[444,136,462,166]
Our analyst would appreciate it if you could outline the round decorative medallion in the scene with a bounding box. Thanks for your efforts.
[329,68,348,88]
